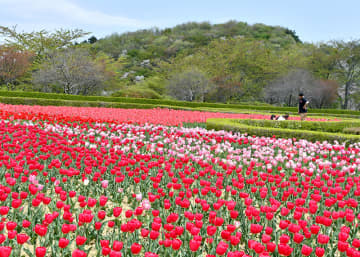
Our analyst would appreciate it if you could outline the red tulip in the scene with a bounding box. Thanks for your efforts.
[16,233,29,244]
[95,222,102,230]
[0,207,9,216]
[279,234,290,244]
[76,236,87,246]
[220,230,230,240]
[0,246,12,257]
[109,251,122,257]
[35,247,47,257]
[216,241,229,255]
[6,221,17,231]
[253,242,265,254]
[265,227,273,235]
[315,247,325,257]
[141,228,149,237]
[172,239,182,250]
[310,225,320,234]
[144,252,159,257]
[230,235,240,246]
[353,239,360,248]
[339,232,349,242]
[97,210,106,220]
[100,240,110,248]
[34,224,47,237]
[102,247,111,256]
[131,243,142,255]
[7,230,17,239]
[149,230,159,240]
[293,233,304,244]
[99,195,108,206]
[189,239,201,252]
[250,224,263,234]
[279,220,289,230]
[214,217,224,226]
[0,234,5,244]
[301,244,313,256]
[113,241,123,251]
[262,234,271,244]
[317,234,329,244]
[72,249,87,257]
[11,199,22,209]
[22,220,31,228]
[113,207,122,217]
[338,241,349,252]
[59,238,70,248]
[278,244,293,256]
[267,242,276,252]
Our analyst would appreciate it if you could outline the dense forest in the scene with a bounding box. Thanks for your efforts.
[1,21,360,109]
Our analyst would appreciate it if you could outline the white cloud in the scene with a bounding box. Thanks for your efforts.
[0,0,146,29]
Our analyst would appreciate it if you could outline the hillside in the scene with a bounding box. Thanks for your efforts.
[95,21,301,60]
[91,21,305,102]
[94,21,301,82]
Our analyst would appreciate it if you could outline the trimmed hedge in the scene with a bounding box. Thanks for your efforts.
[0,96,165,109]
[0,91,271,109]
[111,87,162,99]
[206,118,360,144]
[233,119,360,133]
[343,127,360,135]
[0,96,235,113]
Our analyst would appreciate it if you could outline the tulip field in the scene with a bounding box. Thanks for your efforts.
[0,104,359,257]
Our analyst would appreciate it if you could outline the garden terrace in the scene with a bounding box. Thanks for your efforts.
[0,91,360,117]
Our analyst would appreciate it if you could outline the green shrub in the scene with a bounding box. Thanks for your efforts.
[139,76,166,95]
[111,86,162,99]
[206,118,360,144]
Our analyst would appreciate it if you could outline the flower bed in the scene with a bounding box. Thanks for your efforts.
[0,104,335,126]
[0,106,358,256]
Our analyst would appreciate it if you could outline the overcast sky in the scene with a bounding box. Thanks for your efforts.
[1,0,359,43]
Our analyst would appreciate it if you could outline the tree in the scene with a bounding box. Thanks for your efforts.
[208,75,242,103]
[0,26,89,57]
[164,38,284,101]
[311,80,339,108]
[265,69,339,108]
[330,40,360,109]
[285,29,301,43]
[33,48,107,95]
[307,43,337,80]
[0,46,33,90]
[88,36,98,44]
[264,69,317,106]
[167,70,211,102]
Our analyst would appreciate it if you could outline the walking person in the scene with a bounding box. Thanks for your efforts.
[298,93,309,121]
